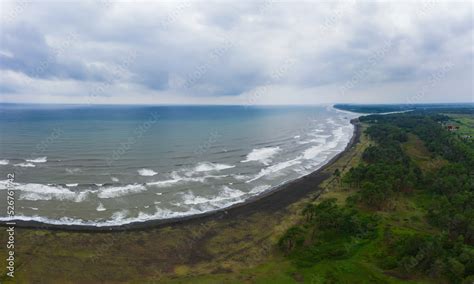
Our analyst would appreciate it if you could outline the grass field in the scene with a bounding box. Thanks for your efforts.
[445,113,474,137]
[402,133,448,172]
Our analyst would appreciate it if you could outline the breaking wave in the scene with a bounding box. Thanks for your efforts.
[193,162,235,172]
[241,147,281,165]
[14,162,36,168]
[26,156,47,163]
[138,168,158,176]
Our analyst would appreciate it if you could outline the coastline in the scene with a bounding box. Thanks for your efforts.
[0,118,361,232]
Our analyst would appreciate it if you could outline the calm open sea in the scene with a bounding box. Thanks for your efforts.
[0,104,357,226]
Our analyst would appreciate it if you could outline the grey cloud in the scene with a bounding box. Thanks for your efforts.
[0,0,472,104]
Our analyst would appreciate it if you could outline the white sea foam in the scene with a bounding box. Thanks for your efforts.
[185,174,227,182]
[0,159,9,165]
[0,182,91,202]
[247,158,301,183]
[303,146,321,160]
[110,210,129,222]
[66,168,81,174]
[14,162,35,168]
[249,184,271,194]
[326,118,336,125]
[96,202,106,212]
[66,183,78,187]
[126,207,204,224]
[26,156,47,163]
[97,184,147,199]
[75,191,91,202]
[297,137,328,145]
[193,162,235,172]
[333,126,345,139]
[302,145,331,160]
[0,215,89,226]
[305,138,339,159]
[138,168,158,176]
[241,147,281,165]
[148,179,181,187]
[296,140,311,145]
[111,177,119,182]
[147,170,227,188]
[181,186,246,209]
[308,132,331,138]
[233,174,250,180]
[0,207,204,227]
[0,181,150,202]
[21,206,39,211]
[302,126,348,160]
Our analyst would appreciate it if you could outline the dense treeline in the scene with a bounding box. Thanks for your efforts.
[362,113,474,282]
[278,198,378,267]
[360,113,474,168]
[379,232,474,283]
[343,123,422,209]
[280,111,474,283]
[361,114,474,245]
[360,113,473,282]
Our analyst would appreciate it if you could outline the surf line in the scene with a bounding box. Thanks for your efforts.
[5,172,16,278]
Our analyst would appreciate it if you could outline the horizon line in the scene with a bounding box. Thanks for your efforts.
[0,102,472,107]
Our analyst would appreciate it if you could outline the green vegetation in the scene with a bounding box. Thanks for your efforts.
[446,114,474,139]
[279,111,474,283]
[334,103,474,114]
[279,199,378,266]
[334,104,413,113]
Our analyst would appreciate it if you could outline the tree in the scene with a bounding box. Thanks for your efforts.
[334,168,341,186]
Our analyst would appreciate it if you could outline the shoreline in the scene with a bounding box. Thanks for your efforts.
[0,119,361,232]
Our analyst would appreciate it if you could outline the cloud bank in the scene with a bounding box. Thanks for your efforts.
[0,0,472,105]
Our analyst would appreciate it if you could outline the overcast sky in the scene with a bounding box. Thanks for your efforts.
[0,0,472,105]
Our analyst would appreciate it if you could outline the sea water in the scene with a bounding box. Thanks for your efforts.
[0,104,357,226]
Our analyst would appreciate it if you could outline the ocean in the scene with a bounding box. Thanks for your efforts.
[0,104,357,226]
